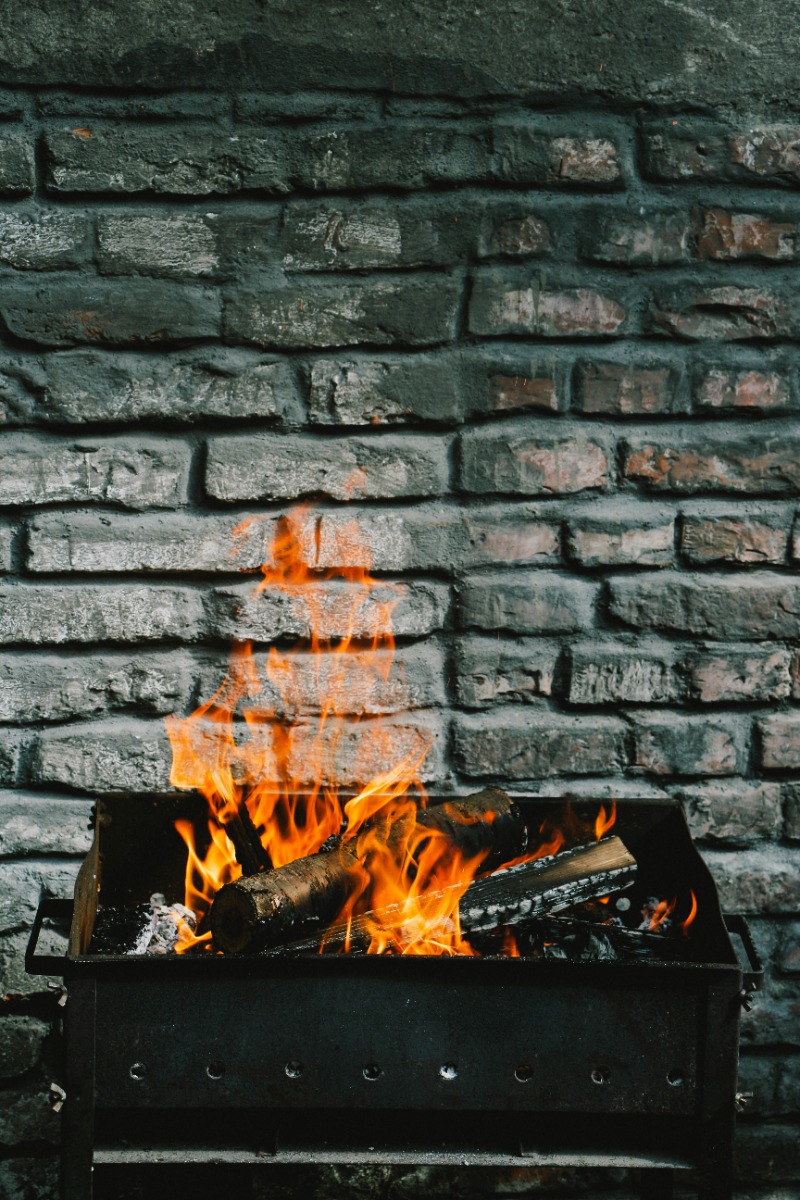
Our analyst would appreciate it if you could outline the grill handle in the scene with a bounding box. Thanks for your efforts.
[724,913,762,993]
[25,897,74,976]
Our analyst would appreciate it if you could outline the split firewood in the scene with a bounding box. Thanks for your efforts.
[210,787,526,954]
[266,835,637,957]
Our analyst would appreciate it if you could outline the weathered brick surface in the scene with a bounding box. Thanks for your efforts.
[0,435,190,509]
[623,432,800,494]
[705,848,800,913]
[694,366,792,411]
[0,585,204,644]
[631,712,748,776]
[470,273,627,337]
[1,279,221,346]
[97,212,221,277]
[0,135,34,194]
[566,506,675,567]
[0,1017,49,1080]
[675,780,782,845]
[585,211,690,265]
[460,423,609,495]
[576,361,684,415]
[650,286,797,340]
[681,513,790,564]
[281,201,470,271]
[225,278,460,349]
[567,644,683,705]
[0,794,93,855]
[454,710,627,778]
[211,580,449,642]
[694,207,796,261]
[608,574,800,639]
[41,350,301,425]
[459,572,597,634]
[205,432,450,502]
[0,209,88,269]
[0,651,193,719]
[643,122,800,186]
[685,646,792,702]
[456,638,558,707]
[31,719,174,792]
[759,713,800,770]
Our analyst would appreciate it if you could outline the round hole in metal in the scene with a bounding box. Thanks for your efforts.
[363,1063,382,1082]
[439,1063,458,1081]
[206,1062,225,1081]
[667,1069,684,1087]
[129,1062,146,1082]
[514,1065,534,1084]
[591,1068,610,1086]
[284,1061,304,1079]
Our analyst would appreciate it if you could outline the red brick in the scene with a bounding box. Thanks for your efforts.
[551,137,620,183]
[577,361,681,415]
[470,273,626,337]
[651,286,790,340]
[454,710,626,779]
[566,509,675,567]
[488,372,560,414]
[461,424,609,495]
[643,123,800,187]
[694,367,791,412]
[677,780,782,844]
[586,211,689,265]
[705,849,800,915]
[681,515,790,564]
[760,713,800,770]
[694,207,796,261]
[685,646,792,702]
[632,713,747,776]
[623,434,800,494]
[484,214,552,257]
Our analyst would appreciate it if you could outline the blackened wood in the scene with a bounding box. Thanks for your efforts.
[268,835,636,956]
[211,788,524,954]
[225,805,272,876]
[211,842,361,954]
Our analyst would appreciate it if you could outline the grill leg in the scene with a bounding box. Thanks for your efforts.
[639,1167,673,1199]
[61,978,96,1200]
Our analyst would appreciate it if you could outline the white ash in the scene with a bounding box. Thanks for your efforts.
[128,892,197,955]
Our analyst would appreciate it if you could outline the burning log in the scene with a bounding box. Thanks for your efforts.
[267,834,637,956]
[211,787,527,954]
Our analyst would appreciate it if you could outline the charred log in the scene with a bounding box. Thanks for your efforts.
[268,835,636,956]
[211,787,525,954]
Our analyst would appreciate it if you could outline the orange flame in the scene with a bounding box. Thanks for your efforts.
[166,506,487,956]
[648,897,676,932]
[681,890,698,933]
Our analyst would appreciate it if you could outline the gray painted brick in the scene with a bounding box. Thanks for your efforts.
[459,572,597,634]
[0,651,193,720]
[704,849,800,914]
[97,212,220,277]
[0,525,12,572]
[41,350,301,425]
[0,860,79,938]
[0,209,88,269]
[609,573,800,639]
[308,354,464,424]
[460,422,609,496]
[632,712,749,776]
[760,713,800,770]
[205,432,450,502]
[567,643,684,704]
[45,127,291,195]
[0,1017,49,1080]
[0,585,204,644]
[0,729,23,783]
[456,637,559,707]
[1,279,221,347]
[0,135,34,194]
[0,435,190,509]
[566,505,675,567]
[469,270,627,337]
[676,780,782,845]
[684,645,792,702]
[210,579,449,642]
[195,643,446,717]
[224,277,461,349]
[281,200,470,271]
[454,709,627,778]
[294,124,490,191]
[0,793,93,856]
[32,719,174,792]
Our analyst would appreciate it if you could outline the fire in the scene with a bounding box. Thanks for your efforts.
[681,890,698,933]
[166,506,487,956]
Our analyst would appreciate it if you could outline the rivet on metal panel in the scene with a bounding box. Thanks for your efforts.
[284,1061,304,1079]
[362,1063,383,1081]
[206,1062,225,1080]
[591,1068,610,1085]
[667,1069,684,1087]
[515,1065,534,1083]
[129,1063,146,1082]
[48,1082,67,1113]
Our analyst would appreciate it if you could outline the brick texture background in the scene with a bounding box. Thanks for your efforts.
[0,49,798,1200]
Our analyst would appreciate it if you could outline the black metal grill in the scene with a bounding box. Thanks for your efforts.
[27,795,761,1200]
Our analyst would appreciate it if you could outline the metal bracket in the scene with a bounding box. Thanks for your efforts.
[25,896,74,976]
[723,914,762,993]
[49,1082,67,1113]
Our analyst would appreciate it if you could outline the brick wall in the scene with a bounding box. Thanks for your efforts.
[0,83,799,1198]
